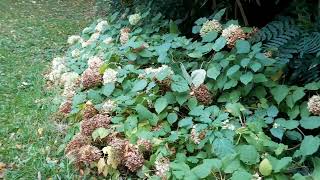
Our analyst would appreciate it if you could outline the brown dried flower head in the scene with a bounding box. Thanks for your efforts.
[190,84,213,105]
[123,145,144,172]
[80,114,111,136]
[65,133,91,155]
[77,145,102,164]
[137,139,152,152]
[83,101,99,120]
[81,68,103,89]
[59,101,72,115]
[307,95,320,115]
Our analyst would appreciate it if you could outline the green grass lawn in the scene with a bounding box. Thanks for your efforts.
[0,0,95,178]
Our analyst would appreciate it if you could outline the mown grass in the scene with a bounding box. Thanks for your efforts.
[0,0,95,178]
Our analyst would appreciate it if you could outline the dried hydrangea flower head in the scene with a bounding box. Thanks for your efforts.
[95,20,108,32]
[103,68,118,84]
[67,35,82,45]
[120,27,130,45]
[59,100,72,115]
[307,95,320,115]
[128,13,141,25]
[47,57,67,82]
[83,101,99,120]
[81,68,103,89]
[80,113,111,136]
[60,71,79,88]
[137,139,152,152]
[190,125,201,144]
[155,157,170,179]
[77,145,102,164]
[101,99,117,113]
[222,24,246,48]
[200,19,223,37]
[123,145,144,172]
[65,133,91,156]
[87,56,104,69]
[190,84,213,105]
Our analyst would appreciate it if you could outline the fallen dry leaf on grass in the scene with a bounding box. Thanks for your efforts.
[0,162,7,178]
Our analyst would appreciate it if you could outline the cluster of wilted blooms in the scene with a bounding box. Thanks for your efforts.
[47,8,320,179]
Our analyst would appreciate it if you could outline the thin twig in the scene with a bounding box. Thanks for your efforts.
[235,0,249,26]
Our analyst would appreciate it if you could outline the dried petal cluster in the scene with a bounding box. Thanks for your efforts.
[103,68,118,84]
[47,57,67,83]
[101,99,117,113]
[81,68,103,89]
[222,24,246,48]
[83,101,99,120]
[67,35,82,45]
[123,145,145,172]
[128,13,141,25]
[65,133,91,155]
[78,145,102,164]
[200,20,223,36]
[80,114,111,136]
[137,139,152,152]
[87,56,104,69]
[120,28,130,45]
[190,84,213,105]
[308,95,320,115]
[95,20,109,32]
[155,157,170,179]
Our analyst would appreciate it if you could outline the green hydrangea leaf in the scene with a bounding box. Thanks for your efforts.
[171,75,190,92]
[300,116,320,129]
[236,40,251,54]
[155,97,168,114]
[238,145,259,165]
[212,36,227,51]
[131,79,148,92]
[240,72,253,85]
[270,85,289,104]
[299,136,320,156]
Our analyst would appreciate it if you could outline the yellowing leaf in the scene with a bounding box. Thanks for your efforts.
[259,158,272,176]
[271,70,283,81]
[97,158,106,174]
[37,128,44,136]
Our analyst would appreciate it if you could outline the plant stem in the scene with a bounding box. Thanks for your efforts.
[235,0,249,26]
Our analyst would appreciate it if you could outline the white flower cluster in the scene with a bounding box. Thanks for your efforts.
[221,120,236,130]
[139,65,173,79]
[128,13,141,25]
[60,72,79,98]
[101,99,117,113]
[190,125,201,144]
[67,35,82,45]
[95,20,108,32]
[87,56,104,69]
[222,24,242,38]
[221,24,246,46]
[155,157,170,178]
[200,20,223,37]
[71,49,81,58]
[47,57,67,82]
[103,68,118,84]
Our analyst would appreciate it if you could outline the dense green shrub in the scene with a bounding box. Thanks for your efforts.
[48,2,320,180]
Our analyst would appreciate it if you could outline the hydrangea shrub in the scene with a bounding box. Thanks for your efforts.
[48,7,320,180]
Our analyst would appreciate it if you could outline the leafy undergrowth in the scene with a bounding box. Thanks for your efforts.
[49,2,320,180]
[0,0,95,178]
